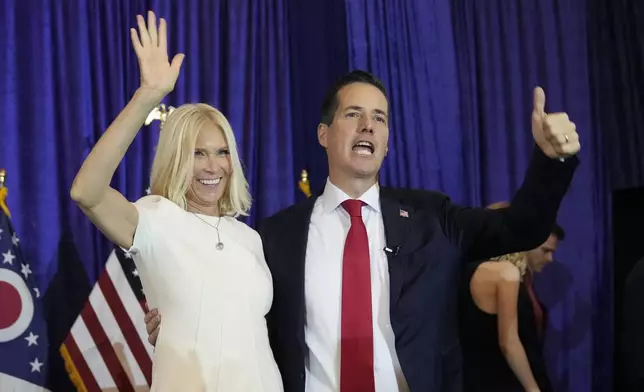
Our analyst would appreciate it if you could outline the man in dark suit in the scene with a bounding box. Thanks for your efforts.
[145,70,580,391]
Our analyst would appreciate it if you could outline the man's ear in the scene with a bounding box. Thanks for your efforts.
[317,123,328,148]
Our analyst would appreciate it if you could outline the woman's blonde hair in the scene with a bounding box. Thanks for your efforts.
[149,103,251,217]
[486,200,528,277]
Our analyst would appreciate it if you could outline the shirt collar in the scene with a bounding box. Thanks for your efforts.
[321,177,381,214]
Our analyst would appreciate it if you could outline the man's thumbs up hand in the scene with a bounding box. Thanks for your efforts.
[531,87,580,159]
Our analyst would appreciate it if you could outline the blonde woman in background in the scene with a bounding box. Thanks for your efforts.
[458,201,555,392]
[70,11,283,392]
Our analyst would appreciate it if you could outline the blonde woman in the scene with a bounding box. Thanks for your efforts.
[70,11,283,392]
[458,202,553,392]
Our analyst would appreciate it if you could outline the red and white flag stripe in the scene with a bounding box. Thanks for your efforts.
[61,250,153,392]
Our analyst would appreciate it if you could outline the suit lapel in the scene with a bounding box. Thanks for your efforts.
[380,188,415,306]
[291,199,316,277]
[286,196,317,348]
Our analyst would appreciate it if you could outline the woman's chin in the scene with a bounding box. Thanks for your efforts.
[189,185,223,202]
[199,197,221,207]
[187,195,221,212]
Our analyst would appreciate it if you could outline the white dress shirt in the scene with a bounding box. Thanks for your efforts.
[304,179,409,392]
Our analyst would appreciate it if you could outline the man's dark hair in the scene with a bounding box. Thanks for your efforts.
[320,70,388,126]
[551,223,565,241]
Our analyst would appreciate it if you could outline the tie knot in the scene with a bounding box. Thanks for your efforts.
[342,199,364,217]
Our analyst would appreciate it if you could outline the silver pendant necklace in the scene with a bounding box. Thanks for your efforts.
[192,213,224,250]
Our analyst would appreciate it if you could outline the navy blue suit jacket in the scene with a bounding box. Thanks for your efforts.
[257,147,578,392]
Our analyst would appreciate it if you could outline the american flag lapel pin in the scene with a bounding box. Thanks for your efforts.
[399,209,409,218]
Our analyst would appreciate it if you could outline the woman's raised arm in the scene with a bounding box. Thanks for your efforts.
[70,11,184,248]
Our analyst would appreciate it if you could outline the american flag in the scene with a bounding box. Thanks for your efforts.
[59,111,162,392]
[0,198,50,391]
[59,246,154,392]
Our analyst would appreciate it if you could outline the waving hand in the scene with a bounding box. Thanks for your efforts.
[130,11,184,100]
[71,11,185,250]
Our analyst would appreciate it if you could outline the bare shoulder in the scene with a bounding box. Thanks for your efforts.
[474,261,520,283]
[496,261,521,283]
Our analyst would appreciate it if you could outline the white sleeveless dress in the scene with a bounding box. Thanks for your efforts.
[127,195,283,392]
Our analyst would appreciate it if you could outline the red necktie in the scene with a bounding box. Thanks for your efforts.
[524,271,544,337]
[340,200,375,392]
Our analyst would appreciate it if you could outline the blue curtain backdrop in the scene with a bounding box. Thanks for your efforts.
[1,1,295,389]
[346,1,611,390]
[0,0,295,289]
[345,0,465,201]
[448,1,611,391]
[2,0,638,390]
[588,0,644,191]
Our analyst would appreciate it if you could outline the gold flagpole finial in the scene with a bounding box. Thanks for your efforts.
[0,169,10,217]
[298,169,312,198]
[145,104,176,129]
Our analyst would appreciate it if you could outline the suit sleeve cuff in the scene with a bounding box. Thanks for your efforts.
[531,144,579,174]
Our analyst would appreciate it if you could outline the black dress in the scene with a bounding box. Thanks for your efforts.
[459,260,553,392]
